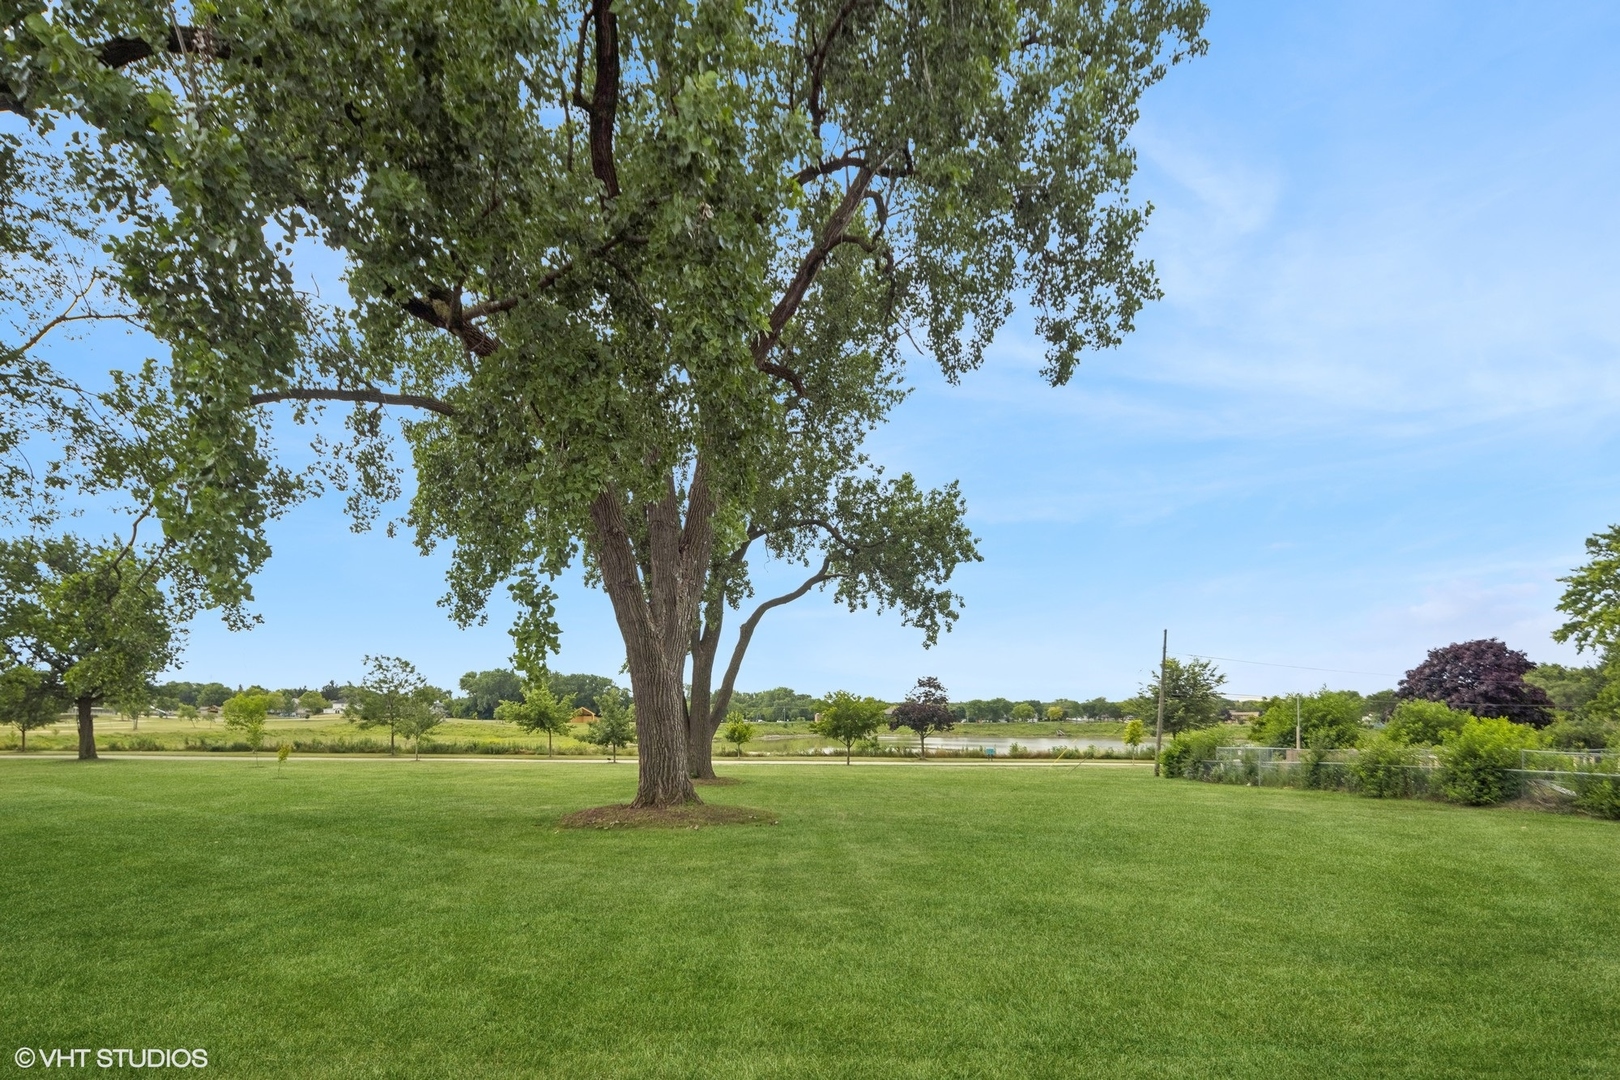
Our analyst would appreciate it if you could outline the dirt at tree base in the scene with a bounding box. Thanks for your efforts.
[558,802,775,829]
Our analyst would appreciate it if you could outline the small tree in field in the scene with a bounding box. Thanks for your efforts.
[351,656,436,755]
[1046,705,1067,722]
[812,691,887,764]
[176,703,200,727]
[115,690,148,732]
[276,742,291,777]
[0,666,64,752]
[495,679,574,757]
[399,707,445,761]
[296,691,328,716]
[891,678,955,760]
[1122,718,1146,755]
[222,691,273,764]
[0,537,177,760]
[721,715,758,758]
[585,689,636,763]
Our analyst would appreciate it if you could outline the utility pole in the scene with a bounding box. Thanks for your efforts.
[1294,694,1301,752]
[1153,629,1167,776]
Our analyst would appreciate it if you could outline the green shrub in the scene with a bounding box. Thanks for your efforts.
[1543,715,1611,750]
[1574,773,1620,819]
[1352,735,1419,798]
[1436,717,1539,805]
[1251,690,1364,748]
[1385,700,1472,746]
[1160,726,1237,779]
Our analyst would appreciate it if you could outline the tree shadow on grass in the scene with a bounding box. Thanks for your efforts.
[558,803,775,830]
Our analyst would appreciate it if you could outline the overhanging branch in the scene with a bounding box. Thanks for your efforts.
[248,388,455,417]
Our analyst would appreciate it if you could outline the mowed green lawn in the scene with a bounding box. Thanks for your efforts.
[2,760,1617,1078]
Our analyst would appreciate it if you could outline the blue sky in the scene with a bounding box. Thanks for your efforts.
[22,0,1620,700]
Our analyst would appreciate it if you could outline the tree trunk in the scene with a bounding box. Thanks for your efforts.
[687,609,722,780]
[77,696,97,760]
[589,477,714,809]
[389,726,396,755]
[19,725,25,752]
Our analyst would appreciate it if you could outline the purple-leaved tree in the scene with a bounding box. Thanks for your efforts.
[1397,639,1553,728]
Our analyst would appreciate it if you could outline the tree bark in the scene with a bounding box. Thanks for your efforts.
[589,471,716,809]
[77,696,97,760]
[686,599,724,780]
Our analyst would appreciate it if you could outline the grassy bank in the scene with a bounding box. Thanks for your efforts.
[0,715,1134,757]
[2,760,1617,1077]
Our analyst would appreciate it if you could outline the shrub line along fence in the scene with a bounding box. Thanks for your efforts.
[1185,745,1620,819]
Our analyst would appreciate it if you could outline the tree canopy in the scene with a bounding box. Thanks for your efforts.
[1397,640,1552,729]
[890,675,954,757]
[1137,658,1226,735]
[1,0,1207,805]
[0,536,177,759]
[456,668,524,719]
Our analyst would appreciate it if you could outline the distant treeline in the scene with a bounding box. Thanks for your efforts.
[150,672,1312,726]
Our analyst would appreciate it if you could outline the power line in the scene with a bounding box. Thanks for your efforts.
[1182,653,1399,678]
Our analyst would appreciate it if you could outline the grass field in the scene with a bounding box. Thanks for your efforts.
[0,714,1131,757]
[3,759,1618,1078]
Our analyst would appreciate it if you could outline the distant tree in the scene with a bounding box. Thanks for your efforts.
[398,706,445,761]
[176,703,200,726]
[721,715,758,758]
[350,656,436,755]
[495,678,574,757]
[196,683,232,709]
[812,691,888,765]
[0,665,65,751]
[319,681,344,704]
[1385,699,1472,747]
[0,536,177,759]
[1139,659,1228,735]
[584,688,636,763]
[155,681,201,707]
[1362,689,1399,724]
[1079,697,1126,720]
[1523,661,1608,714]
[1122,718,1145,752]
[296,691,329,716]
[1045,704,1067,722]
[891,677,955,760]
[1250,690,1364,749]
[456,669,525,720]
[548,674,622,716]
[110,684,149,731]
[1397,640,1553,728]
[1011,702,1037,722]
[222,691,274,763]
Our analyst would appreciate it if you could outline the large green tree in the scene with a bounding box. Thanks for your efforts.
[2,0,1206,807]
[0,664,66,751]
[1137,658,1226,736]
[0,536,177,759]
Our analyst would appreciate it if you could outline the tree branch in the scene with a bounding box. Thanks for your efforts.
[248,388,456,417]
[754,163,877,373]
[794,152,869,186]
[711,556,832,726]
[587,0,621,197]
